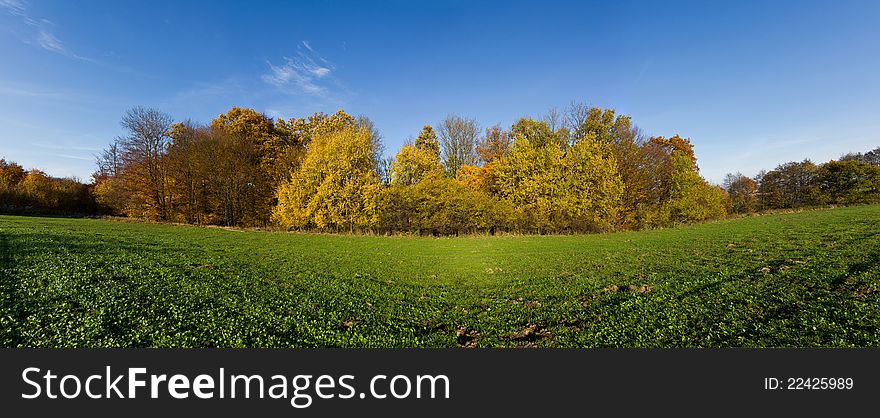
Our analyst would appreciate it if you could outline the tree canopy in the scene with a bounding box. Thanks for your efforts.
[7,101,866,234]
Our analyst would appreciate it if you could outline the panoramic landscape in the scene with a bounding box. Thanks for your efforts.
[1,1,879,349]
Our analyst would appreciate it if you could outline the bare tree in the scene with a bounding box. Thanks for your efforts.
[437,114,479,177]
[867,147,880,166]
[564,101,590,143]
[356,114,384,175]
[95,137,123,178]
[378,155,394,185]
[119,106,174,220]
[543,106,562,132]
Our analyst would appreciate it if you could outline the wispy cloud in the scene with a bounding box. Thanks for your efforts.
[35,143,102,152]
[51,153,94,161]
[1,0,91,61]
[262,41,340,98]
[0,0,26,16]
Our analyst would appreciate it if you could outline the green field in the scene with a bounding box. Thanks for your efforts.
[1,205,878,348]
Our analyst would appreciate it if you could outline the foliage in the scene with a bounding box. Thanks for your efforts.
[0,159,101,214]
[82,104,877,234]
[509,117,566,150]
[274,126,380,232]
[723,173,758,213]
[756,160,822,210]
[817,160,880,205]
[377,175,511,235]
[456,164,492,193]
[494,136,623,232]
[413,125,440,159]
[476,125,511,164]
[641,153,727,226]
[389,144,443,186]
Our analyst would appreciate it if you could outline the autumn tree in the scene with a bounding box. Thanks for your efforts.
[558,138,624,230]
[390,143,444,185]
[377,175,511,235]
[723,172,758,213]
[662,153,727,224]
[648,135,697,167]
[211,107,278,166]
[757,160,821,209]
[209,107,280,224]
[494,134,622,232]
[414,125,440,158]
[274,125,381,232]
[817,160,880,205]
[477,125,512,165]
[17,170,55,208]
[510,117,565,150]
[577,107,616,144]
[83,102,878,234]
[118,107,174,220]
[388,125,444,186]
[438,114,479,177]
[165,121,215,224]
[632,135,726,226]
[0,159,26,204]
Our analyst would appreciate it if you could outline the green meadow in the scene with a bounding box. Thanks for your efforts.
[1,205,878,348]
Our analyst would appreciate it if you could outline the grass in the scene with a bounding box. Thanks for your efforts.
[1,205,878,347]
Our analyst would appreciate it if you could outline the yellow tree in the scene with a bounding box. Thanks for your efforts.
[210,107,278,164]
[414,125,440,158]
[274,126,380,232]
[390,144,444,186]
[510,117,565,150]
[666,153,727,223]
[494,134,623,232]
[493,137,565,232]
[558,139,624,230]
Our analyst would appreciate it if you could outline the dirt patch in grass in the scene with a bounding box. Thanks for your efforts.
[602,284,652,294]
[456,327,479,348]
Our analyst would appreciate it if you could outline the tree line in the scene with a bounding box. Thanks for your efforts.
[0,159,100,215]
[723,148,880,214]
[2,103,878,233]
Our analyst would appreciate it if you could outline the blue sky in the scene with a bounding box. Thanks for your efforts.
[1,0,878,183]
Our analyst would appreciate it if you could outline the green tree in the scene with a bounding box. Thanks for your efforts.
[757,160,821,209]
[817,160,880,205]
